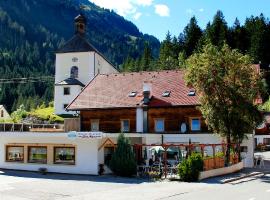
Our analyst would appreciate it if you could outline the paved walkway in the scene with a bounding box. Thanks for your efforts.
[0,168,269,200]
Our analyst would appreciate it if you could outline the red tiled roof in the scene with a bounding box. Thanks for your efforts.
[67,70,199,110]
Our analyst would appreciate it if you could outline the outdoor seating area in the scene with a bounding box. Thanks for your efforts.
[134,143,241,179]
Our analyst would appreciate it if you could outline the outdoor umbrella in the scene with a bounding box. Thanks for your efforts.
[149,146,165,154]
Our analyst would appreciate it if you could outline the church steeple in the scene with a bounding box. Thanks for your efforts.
[74,13,86,35]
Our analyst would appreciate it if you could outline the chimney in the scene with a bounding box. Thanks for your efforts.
[143,82,151,105]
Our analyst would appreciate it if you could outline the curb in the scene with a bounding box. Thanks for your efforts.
[222,172,264,184]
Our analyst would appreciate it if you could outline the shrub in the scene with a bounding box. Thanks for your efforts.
[109,133,137,177]
[178,153,203,182]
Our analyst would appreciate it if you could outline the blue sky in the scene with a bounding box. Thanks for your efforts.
[89,0,270,41]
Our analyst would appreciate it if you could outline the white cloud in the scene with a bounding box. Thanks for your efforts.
[154,4,170,17]
[186,9,194,15]
[135,0,153,6]
[89,0,136,16]
[89,0,153,17]
[199,8,204,12]
[133,12,142,20]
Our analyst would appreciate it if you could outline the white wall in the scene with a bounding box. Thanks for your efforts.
[0,107,11,120]
[55,52,95,85]
[0,132,100,175]
[54,52,118,115]
[54,85,82,115]
[94,53,118,74]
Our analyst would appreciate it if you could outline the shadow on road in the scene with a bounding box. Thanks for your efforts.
[0,169,150,184]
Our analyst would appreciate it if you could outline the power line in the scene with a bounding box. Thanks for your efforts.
[0,76,55,84]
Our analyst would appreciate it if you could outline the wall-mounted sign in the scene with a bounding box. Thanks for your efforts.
[68,131,103,139]
[67,131,77,139]
[72,57,78,62]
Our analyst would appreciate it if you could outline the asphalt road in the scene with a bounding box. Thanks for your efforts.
[0,169,269,200]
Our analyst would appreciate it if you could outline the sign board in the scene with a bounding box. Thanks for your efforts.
[68,131,103,139]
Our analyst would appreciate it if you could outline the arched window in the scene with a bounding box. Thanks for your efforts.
[70,66,78,79]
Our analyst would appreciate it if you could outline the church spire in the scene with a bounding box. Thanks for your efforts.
[74,13,86,35]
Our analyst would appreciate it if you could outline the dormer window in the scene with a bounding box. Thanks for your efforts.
[70,66,78,79]
[128,91,137,97]
[162,91,171,97]
[188,89,196,96]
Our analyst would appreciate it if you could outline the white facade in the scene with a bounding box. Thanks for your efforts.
[0,132,254,175]
[0,105,11,121]
[54,52,118,115]
[0,132,100,175]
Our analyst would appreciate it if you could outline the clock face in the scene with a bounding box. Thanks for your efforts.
[72,57,78,62]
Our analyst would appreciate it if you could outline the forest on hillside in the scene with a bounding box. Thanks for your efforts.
[0,0,160,113]
[123,11,270,75]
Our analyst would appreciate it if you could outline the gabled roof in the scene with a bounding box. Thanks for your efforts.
[56,34,97,53]
[67,70,199,110]
[55,78,85,87]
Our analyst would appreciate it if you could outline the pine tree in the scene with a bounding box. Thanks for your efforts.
[183,16,203,56]
[205,10,228,47]
[109,133,137,177]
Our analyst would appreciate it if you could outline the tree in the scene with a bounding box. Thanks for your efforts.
[205,10,228,47]
[140,42,153,71]
[183,16,203,56]
[185,43,264,165]
[109,133,137,177]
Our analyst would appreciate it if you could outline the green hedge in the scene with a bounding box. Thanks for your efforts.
[178,153,204,182]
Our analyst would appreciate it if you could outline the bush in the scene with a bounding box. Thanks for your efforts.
[109,133,137,177]
[178,153,203,182]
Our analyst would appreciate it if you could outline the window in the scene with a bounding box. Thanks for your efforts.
[54,147,75,165]
[190,118,201,131]
[1,110,3,117]
[91,119,99,131]
[104,147,114,166]
[6,146,24,162]
[162,91,171,97]
[128,91,137,97]
[64,87,70,95]
[63,104,68,109]
[155,119,165,132]
[28,146,47,164]
[121,120,130,132]
[188,89,196,96]
[263,138,270,145]
[70,66,78,78]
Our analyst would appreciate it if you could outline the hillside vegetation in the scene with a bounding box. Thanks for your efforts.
[0,0,160,112]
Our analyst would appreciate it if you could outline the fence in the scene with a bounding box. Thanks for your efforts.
[0,123,64,132]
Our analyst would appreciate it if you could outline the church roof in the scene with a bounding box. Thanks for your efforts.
[56,34,97,53]
[55,78,85,87]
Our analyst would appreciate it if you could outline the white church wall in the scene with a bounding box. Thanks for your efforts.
[55,52,95,85]
[94,53,118,74]
[54,85,82,115]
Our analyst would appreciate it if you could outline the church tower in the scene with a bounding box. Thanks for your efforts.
[54,14,118,115]
[74,14,86,35]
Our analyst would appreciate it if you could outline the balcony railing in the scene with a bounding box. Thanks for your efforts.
[0,123,64,132]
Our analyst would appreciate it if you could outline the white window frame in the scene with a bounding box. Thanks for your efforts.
[91,119,99,131]
[155,119,165,132]
[190,117,201,131]
[121,119,130,132]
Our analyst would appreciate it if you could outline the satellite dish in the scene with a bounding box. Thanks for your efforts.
[181,123,187,133]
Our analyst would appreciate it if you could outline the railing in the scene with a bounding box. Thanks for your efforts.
[0,123,64,132]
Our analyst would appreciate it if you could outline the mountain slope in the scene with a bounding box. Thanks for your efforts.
[0,0,160,112]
